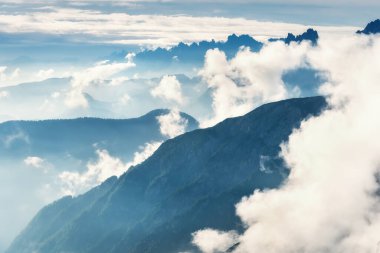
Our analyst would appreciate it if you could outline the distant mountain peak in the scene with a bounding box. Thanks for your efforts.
[269,28,319,45]
[111,34,263,64]
[356,19,380,35]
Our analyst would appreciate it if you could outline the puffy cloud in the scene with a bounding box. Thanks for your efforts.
[192,229,239,253]
[151,75,185,105]
[36,69,55,80]
[24,156,51,173]
[59,141,161,195]
[193,34,380,253]
[156,109,188,138]
[24,156,44,168]
[65,55,135,108]
[200,42,310,127]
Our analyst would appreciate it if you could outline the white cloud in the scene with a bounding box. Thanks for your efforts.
[193,34,380,253]
[24,156,50,173]
[36,69,55,80]
[24,156,44,168]
[65,55,135,108]
[151,75,184,105]
[192,229,239,253]
[200,42,310,127]
[156,109,188,138]
[0,7,357,46]
[59,141,161,195]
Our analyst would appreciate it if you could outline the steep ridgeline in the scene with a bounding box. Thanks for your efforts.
[0,109,198,167]
[269,28,319,45]
[111,34,263,66]
[7,97,327,253]
[356,19,380,35]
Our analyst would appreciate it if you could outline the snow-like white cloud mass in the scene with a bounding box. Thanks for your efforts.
[156,109,188,138]
[192,229,239,253]
[59,141,161,195]
[193,34,380,253]
[151,75,184,105]
[200,42,310,127]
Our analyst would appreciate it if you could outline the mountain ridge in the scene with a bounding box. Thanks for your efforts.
[7,96,327,253]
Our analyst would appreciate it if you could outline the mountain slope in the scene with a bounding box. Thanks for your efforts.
[7,96,327,253]
[0,109,198,253]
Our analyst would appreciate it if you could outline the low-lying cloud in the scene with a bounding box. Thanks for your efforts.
[59,141,161,195]
[156,109,188,139]
[193,34,380,253]
[65,54,135,108]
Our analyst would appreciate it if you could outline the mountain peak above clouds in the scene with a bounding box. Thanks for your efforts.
[269,28,319,45]
[111,34,263,64]
[356,19,380,34]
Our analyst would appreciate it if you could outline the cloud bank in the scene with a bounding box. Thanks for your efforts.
[193,34,380,253]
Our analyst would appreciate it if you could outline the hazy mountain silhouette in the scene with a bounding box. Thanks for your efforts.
[111,34,263,66]
[0,109,198,166]
[7,96,326,253]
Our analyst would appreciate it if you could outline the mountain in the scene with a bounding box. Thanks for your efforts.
[269,28,319,45]
[7,96,327,253]
[356,19,380,35]
[0,109,198,163]
[137,34,262,61]
[111,34,263,70]
[0,110,198,253]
